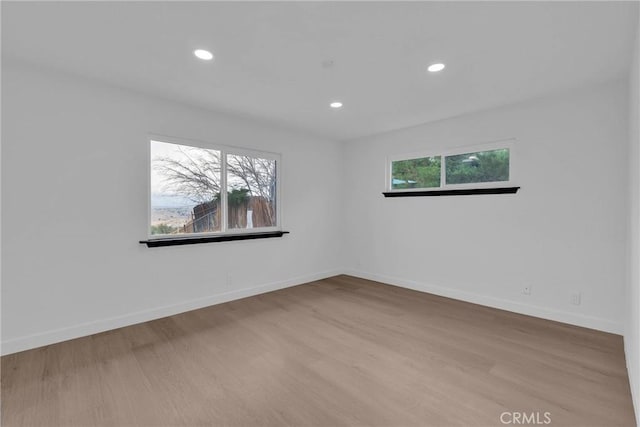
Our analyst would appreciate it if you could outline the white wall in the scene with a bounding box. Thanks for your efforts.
[1,61,345,354]
[1,58,634,362]
[627,14,640,426]
[343,80,629,334]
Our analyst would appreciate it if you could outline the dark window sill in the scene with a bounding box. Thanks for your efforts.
[383,187,520,198]
[140,231,289,247]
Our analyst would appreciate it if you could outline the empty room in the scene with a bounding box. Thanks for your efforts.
[2,1,640,426]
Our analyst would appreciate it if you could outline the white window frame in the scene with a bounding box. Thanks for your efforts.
[148,134,282,240]
[386,139,517,193]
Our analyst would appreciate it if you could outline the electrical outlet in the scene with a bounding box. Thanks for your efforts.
[226,273,233,288]
[571,292,581,306]
[522,285,531,296]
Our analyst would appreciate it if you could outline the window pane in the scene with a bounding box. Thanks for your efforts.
[445,148,509,185]
[150,141,221,235]
[391,156,441,189]
[226,154,277,229]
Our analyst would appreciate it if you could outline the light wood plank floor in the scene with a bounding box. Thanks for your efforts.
[1,275,636,426]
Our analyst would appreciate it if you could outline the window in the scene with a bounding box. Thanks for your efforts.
[388,141,514,192]
[391,156,441,189]
[226,154,277,230]
[445,148,509,185]
[150,138,279,238]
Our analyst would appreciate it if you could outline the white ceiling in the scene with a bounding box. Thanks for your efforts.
[3,1,638,141]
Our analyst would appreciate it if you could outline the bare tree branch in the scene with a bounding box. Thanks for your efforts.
[154,148,275,224]
[154,147,221,203]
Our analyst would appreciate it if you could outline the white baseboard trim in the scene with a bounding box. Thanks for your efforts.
[624,334,640,426]
[344,270,623,335]
[3,269,623,356]
[1,269,341,356]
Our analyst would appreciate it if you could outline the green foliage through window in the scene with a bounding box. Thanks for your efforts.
[391,157,441,189]
[151,223,177,235]
[445,148,509,185]
[390,147,510,190]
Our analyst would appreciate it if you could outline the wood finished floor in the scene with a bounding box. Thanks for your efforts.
[1,275,636,427]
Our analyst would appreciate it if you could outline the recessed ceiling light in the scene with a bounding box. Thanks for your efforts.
[330,101,343,109]
[194,49,214,61]
[428,63,445,72]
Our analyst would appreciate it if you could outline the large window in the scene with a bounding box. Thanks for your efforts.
[388,141,514,192]
[150,138,279,238]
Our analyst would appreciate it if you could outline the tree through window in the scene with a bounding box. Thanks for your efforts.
[150,140,279,236]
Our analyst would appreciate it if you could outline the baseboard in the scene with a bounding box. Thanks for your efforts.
[624,334,640,426]
[1,269,341,356]
[344,270,623,335]
[2,268,623,356]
